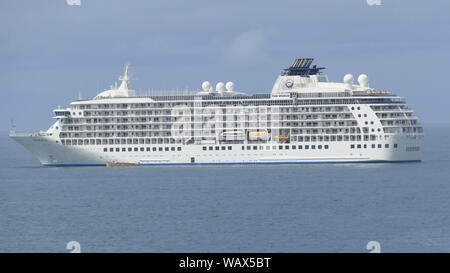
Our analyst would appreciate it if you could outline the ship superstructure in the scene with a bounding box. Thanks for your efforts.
[10,59,423,166]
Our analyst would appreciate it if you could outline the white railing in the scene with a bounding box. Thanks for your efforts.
[9,131,50,137]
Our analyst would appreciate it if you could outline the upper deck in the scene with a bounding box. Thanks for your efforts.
[70,58,402,107]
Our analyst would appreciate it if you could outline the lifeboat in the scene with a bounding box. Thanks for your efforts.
[276,135,290,142]
[248,131,269,141]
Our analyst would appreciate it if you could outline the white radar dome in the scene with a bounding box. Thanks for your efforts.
[358,74,369,88]
[343,74,354,84]
[216,82,225,93]
[225,81,235,92]
[202,81,212,92]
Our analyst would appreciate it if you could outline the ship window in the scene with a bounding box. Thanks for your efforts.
[318,145,322,149]
[165,147,169,151]
[363,144,367,149]
[378,144,382,148]
[266,146,271,150]
[116,148,120,152]
[159,147,163,151]
[378,128,381,132]
[385,144,389,148]
[351,107,355,110]
[292,145,296,150]
[394,144,398,148]
[372,144,375,148]
[298,145,302,149]
[351,144,355,149]
[364,114,367,117]
[285,145,289,150]
[228,146,232,150]
[215,146,219,151]
[305,145,309,149]
[134,147,138,151]
[153,147,157,151]
[177,147,182,151]
[357,144,361,149]
[357,107,360,110]
[253,146,257,150]
[221,146,226,150]
[358,114,361,117]
[312,145,316,149]
[140,147,144,152]
[279,145,283,150]
[128,148,132,152]
[209,146,213,150]
[146,147,150,152]
[110,148,114,152]
[122,148,126,152]
[104,148,107,152]
[370,121,374,124]
[247,146,251,150]
[325,145,329,149]
[171,147,175,151]
[241,146,245,150]
[203,146,207,151]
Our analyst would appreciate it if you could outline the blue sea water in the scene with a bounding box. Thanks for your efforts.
[1,125,450,253]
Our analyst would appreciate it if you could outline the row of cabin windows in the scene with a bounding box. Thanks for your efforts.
[406,146,420,152]
[104,146,182,152]
[241,144,329,151]
[350,143,398,149]
[202,146,233,151]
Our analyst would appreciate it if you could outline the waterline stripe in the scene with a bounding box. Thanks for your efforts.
[42,160,421,167]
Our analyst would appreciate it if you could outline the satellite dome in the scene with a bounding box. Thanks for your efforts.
[216,82,225,93]
[225,81,235,92]
[358,74,369,88]
[343,74,354,84]
[202,81,212,92]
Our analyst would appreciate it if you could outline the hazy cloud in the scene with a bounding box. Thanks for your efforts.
[66,0,81,6]
[223,30,269,65]
[366,0,381,6]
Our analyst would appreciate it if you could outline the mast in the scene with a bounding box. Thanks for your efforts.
[118,64,133,90]
[10,118,16,134]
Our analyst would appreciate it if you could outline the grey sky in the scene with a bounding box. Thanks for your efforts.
[1,0,449,131]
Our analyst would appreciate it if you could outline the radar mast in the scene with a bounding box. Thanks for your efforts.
[118,64,134,90]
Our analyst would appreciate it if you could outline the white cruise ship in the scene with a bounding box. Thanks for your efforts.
[10,58,424,166]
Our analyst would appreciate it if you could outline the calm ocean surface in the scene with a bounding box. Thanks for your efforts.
[1,125,450,253]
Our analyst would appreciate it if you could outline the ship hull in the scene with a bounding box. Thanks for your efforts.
[10,134,423,167]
